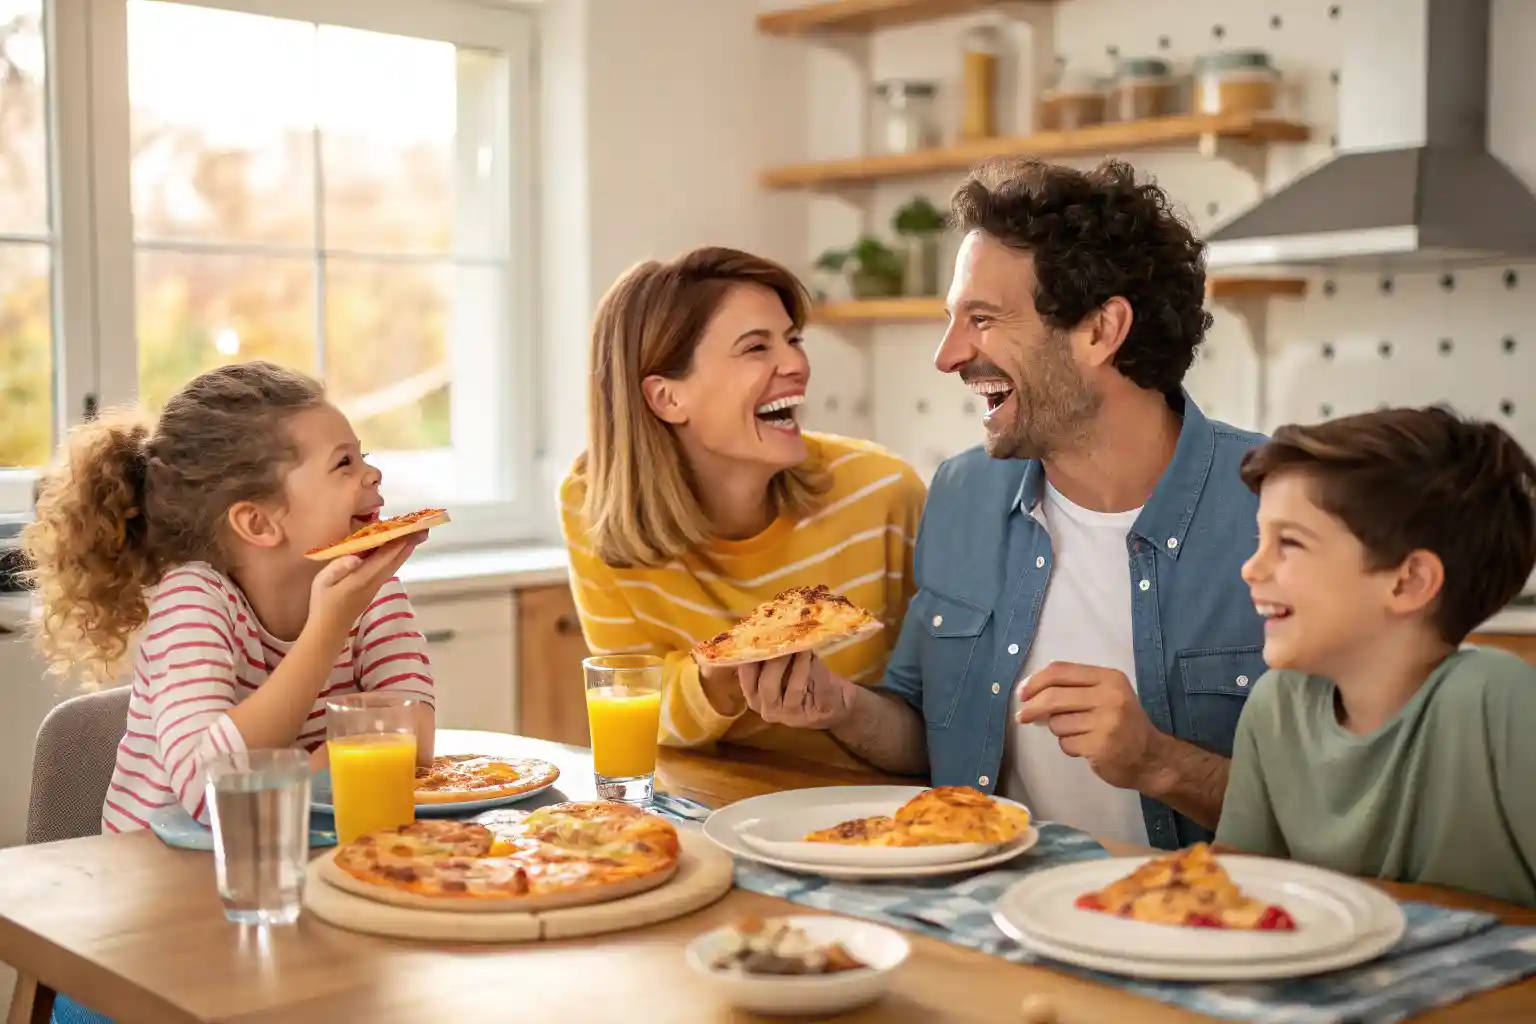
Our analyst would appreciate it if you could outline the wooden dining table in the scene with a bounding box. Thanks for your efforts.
[2,730,1533,1024]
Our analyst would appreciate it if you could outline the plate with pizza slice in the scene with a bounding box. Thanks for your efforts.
[305,507,450,561]
[992,844,1406,980]
[692,585,884,668]
[704,785,1039,880]
[311,754,561,817]
[734,785,1035,868]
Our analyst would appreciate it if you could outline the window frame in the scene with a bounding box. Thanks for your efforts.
[2,0,543,552]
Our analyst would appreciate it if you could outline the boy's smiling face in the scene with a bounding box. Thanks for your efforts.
[1240,470,1419,675]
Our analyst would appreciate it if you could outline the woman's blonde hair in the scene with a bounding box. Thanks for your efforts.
[578,246,830,568]
[22,361,327,683]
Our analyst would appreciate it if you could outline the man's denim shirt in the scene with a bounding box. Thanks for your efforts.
[877,393,1268,850]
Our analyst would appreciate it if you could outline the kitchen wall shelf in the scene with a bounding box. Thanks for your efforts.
[761,113,1311,190]
[810,277,1308,326]
[757,0,1053,37]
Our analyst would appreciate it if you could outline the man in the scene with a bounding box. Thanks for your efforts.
[737,158,1266,850]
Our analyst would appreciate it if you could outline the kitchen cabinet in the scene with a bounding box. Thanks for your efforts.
[414,593,517,734]
[1467,632,1536,665]
[516,584,593,747]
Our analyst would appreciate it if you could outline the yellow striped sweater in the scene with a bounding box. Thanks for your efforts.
[558,433,927,769]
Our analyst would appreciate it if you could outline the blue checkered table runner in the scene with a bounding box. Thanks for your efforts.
[648,792,1536,1024]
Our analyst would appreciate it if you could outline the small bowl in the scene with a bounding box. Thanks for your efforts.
[685,914,911,1016]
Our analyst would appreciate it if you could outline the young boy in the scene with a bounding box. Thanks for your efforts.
[1215,406,1536,906]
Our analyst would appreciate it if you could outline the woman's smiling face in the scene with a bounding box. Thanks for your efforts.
[647,282,810,475]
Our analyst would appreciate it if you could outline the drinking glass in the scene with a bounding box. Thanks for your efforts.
[204,748,311,926]
[325,692,420,843]
[584,654,664,804]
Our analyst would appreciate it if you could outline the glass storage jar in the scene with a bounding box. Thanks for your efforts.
[874,79,939,154]
[1039,70,1105,132]
[1108,56,1176,122]
[1193,49,1279,115]
[961,23,1004,140]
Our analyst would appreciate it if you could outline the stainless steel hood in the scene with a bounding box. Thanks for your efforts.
[1206,0,1536,270]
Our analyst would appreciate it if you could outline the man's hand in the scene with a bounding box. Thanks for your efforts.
[1016,661,1166,791]
[739,651,857,730]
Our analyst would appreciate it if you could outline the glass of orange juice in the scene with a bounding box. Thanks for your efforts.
[325,693,420,843]
[584,654,663,804]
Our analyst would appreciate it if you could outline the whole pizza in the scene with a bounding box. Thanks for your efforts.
[693,585,883,667]
[306,507,450,561]
[413,754,560,805]
[322,801,681,913]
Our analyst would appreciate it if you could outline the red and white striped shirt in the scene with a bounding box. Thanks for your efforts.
[102,562,435,834]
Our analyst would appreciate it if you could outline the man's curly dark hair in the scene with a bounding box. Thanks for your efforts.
[950,157,1213,397]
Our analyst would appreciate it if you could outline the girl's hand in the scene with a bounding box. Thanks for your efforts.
[308,534,425,637]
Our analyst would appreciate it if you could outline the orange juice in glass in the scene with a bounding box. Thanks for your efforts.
[584,654,663,804]
[325,693,419,843]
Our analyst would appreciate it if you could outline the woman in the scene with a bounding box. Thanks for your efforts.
[560,246,926,769]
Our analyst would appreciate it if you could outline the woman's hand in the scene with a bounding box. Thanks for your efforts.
[308,534,425,638]
[738,651,858,730]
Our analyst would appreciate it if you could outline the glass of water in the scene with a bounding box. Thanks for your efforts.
[584,654,664,804]
[204,748,312,926]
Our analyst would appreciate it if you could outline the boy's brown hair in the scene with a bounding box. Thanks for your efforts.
[1238,406,1536,644]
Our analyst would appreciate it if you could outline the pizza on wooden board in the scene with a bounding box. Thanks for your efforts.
[1074,842,1298,930]
[321,801,681,913]
[413,754,560,805]
[802,786,1032,847]
[305,507,450,561]
[692,585,883,667]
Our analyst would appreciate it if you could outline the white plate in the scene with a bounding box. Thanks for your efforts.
[1000,918,1407,982]
[703,786,1039,880]
[733,799,1003,868]
[993,855,1406,973]
[685,914,910,1016]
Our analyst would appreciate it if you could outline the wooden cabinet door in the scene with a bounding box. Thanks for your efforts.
[1466,632,1536,665]
[414,593,516,734]
[517,584,593,747]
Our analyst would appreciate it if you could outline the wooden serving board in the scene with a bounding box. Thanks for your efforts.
[301,829,734,942]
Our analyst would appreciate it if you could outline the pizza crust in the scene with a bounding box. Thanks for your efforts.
[305,509,450,561]
[315,851,677,913]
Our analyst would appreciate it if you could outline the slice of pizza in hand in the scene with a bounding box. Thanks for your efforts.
[692,585,883,667]
[1074,842,1297,930]
[305,507,450,561]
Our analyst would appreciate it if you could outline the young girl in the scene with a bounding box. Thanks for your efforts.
[23,360,437,833]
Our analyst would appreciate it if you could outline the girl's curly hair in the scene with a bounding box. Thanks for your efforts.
[22,361,325,683]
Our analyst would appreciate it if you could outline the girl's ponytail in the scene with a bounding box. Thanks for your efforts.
[22,360,327,684]
[23,411,168,684]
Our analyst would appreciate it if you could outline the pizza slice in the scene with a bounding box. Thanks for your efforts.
[802,815,899,845]
[305,507,450,561]
[1074,843,1297,930]
[692,585,882,667]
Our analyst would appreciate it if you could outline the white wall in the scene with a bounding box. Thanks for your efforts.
[534,0,808,521]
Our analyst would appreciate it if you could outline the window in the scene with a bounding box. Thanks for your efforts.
[1,0,538,544]
[0,0,54,508]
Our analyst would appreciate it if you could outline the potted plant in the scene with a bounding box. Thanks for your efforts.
[814,236,906,300]
[892,195,948,296]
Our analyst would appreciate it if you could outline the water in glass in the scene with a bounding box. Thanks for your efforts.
[206,750,311,925]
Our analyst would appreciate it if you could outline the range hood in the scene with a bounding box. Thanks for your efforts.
[1206,0,1536,270]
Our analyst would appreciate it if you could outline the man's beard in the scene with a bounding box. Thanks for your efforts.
[983,338,1101,461]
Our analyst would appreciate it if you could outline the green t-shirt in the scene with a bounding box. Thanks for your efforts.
[1215,646,1536,907]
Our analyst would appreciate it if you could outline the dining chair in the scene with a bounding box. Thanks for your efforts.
[25,685,130,845]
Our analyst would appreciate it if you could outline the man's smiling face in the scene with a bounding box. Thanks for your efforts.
[935,230,1101,461]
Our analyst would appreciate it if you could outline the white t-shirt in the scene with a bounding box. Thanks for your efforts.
[1000,482,1151,847]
